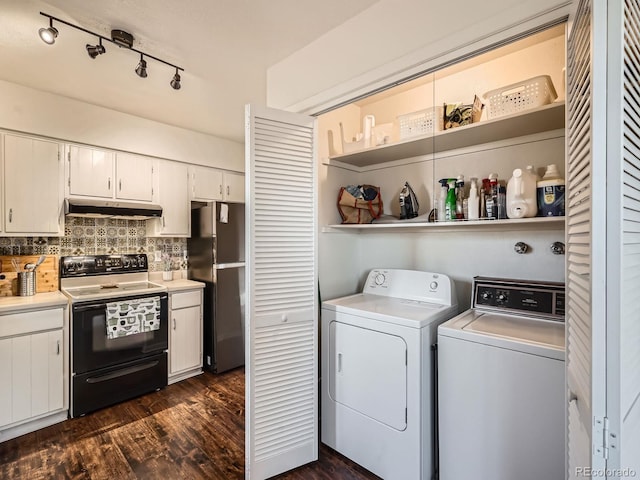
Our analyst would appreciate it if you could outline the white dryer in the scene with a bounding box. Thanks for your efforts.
[321,269,457,480]
[438,277,565,480]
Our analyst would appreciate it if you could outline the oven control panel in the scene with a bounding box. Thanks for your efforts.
[473,276,565,320]
[61,254,148,277]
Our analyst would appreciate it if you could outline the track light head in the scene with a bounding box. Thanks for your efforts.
[170,70,181,90]
[38,18,58,45]
[86,39,106,59]
[135,55,148,78]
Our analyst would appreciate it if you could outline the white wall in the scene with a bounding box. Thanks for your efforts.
[0,79,244,171]
[267,0,571,114]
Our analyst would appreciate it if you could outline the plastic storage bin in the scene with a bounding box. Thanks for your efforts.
[483,75,557,119]
[398,107,443,139]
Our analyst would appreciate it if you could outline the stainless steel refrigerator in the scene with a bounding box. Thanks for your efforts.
[188,202,245,373]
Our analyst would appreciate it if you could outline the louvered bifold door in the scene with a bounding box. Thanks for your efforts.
[606,0,640,472]
[566,0,608,477]
[245,105,318,480]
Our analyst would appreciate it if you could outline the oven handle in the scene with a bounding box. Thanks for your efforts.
[72,293,168,313]
[85,360,160,384]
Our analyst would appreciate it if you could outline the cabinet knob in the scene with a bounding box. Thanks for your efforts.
[219,185,223,195]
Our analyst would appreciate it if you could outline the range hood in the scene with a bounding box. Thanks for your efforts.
[65,198,163,219]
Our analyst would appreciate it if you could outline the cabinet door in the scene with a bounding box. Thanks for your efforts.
[0,338,11,426]
[3,134,63,235]
[149,160,190,236]
[190,165,224,201]
[115,152,154,201]
[0,329,64,427]
[170,305,202,374]
[223,171,245,202]
[68,145,114,198]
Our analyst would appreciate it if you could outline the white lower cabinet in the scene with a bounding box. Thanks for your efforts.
[0,306,68,441]
[168,288,203,384]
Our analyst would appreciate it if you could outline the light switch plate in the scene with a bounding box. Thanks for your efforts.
[154,250,162,262]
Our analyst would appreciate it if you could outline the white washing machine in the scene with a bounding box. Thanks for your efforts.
[438,276,565,480]
[321,269,458,480]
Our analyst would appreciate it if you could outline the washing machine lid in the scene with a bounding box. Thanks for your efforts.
[438,309,565,360]
[322,293,457,328]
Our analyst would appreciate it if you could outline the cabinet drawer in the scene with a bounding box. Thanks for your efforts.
[171,290,201,310]
[0,308,64,338]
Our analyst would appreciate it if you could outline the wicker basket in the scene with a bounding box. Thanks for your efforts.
[483,75,557,119]
[398,107,443,139]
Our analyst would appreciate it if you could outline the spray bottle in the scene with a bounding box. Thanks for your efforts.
[437,179,448,222]
[455,175,465,219]
[467,177,480,220]
[445,179,457,220]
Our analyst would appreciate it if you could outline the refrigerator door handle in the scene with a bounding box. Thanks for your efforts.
[214,262,245,270]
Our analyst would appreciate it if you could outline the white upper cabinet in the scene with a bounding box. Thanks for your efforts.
[66,147,154,202]
[223,171,245,203]
[114,152,154,202]
[67,145,114,198]
[147,160,190,237]
[190,165,224,201]
[2,134,64,236]
[189,165,245,203]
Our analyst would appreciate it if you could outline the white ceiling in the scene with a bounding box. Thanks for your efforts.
[0,0,378,143]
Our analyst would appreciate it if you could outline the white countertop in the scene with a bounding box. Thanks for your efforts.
[150,278,205,292]
[0,291,69,315]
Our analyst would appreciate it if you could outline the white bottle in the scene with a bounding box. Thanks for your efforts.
[537,164,565,216]
[506,166,538,218]
[363,115,375,148]
[437,183,448,222]
[467,178,480,220]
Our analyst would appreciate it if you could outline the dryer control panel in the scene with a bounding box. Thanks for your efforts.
[363,268,455,306]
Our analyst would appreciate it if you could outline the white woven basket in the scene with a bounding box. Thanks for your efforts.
[484,75,557,119]
[398,107,443,139]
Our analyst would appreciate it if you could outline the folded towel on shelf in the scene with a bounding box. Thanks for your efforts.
[106,296,161,339]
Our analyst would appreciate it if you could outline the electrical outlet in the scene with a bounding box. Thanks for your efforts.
[183,249,188,261]
[154,250,162,262]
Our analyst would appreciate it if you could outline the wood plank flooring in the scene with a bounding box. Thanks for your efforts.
[0,368,379,479]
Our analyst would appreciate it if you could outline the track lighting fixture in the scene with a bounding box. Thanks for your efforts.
[135,54,148,78]
[38,17,58,45]
[38,12,184,90]
[86,38,106,59]
[170,69,181,90]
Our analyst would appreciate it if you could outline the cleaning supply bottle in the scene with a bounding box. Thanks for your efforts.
[486,173,498,218]
[467,177,480,220]
[445,179,457,221]
[537,164,565,216]
[498,186,507,219]
[455,175,465,219]
[437,179,448,222]
[506,166,539,218]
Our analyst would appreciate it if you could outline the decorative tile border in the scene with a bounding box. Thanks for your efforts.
[0,217,187,272]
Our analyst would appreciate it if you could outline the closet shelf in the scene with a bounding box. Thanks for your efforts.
[323,216,565,233]
[328,101,566,168]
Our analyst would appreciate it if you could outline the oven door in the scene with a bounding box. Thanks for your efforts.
[72,292,168,374]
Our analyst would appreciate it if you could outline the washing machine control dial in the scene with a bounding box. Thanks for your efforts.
[374,273,386,286]
[429,281,438,290]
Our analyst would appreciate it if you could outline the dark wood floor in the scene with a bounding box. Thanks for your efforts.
[0,369,379,479]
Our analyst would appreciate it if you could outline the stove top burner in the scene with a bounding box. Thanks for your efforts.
[60,255,167,303]
[64,282,162,297]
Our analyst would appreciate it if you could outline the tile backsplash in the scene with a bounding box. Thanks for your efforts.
[0,217,187,272]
